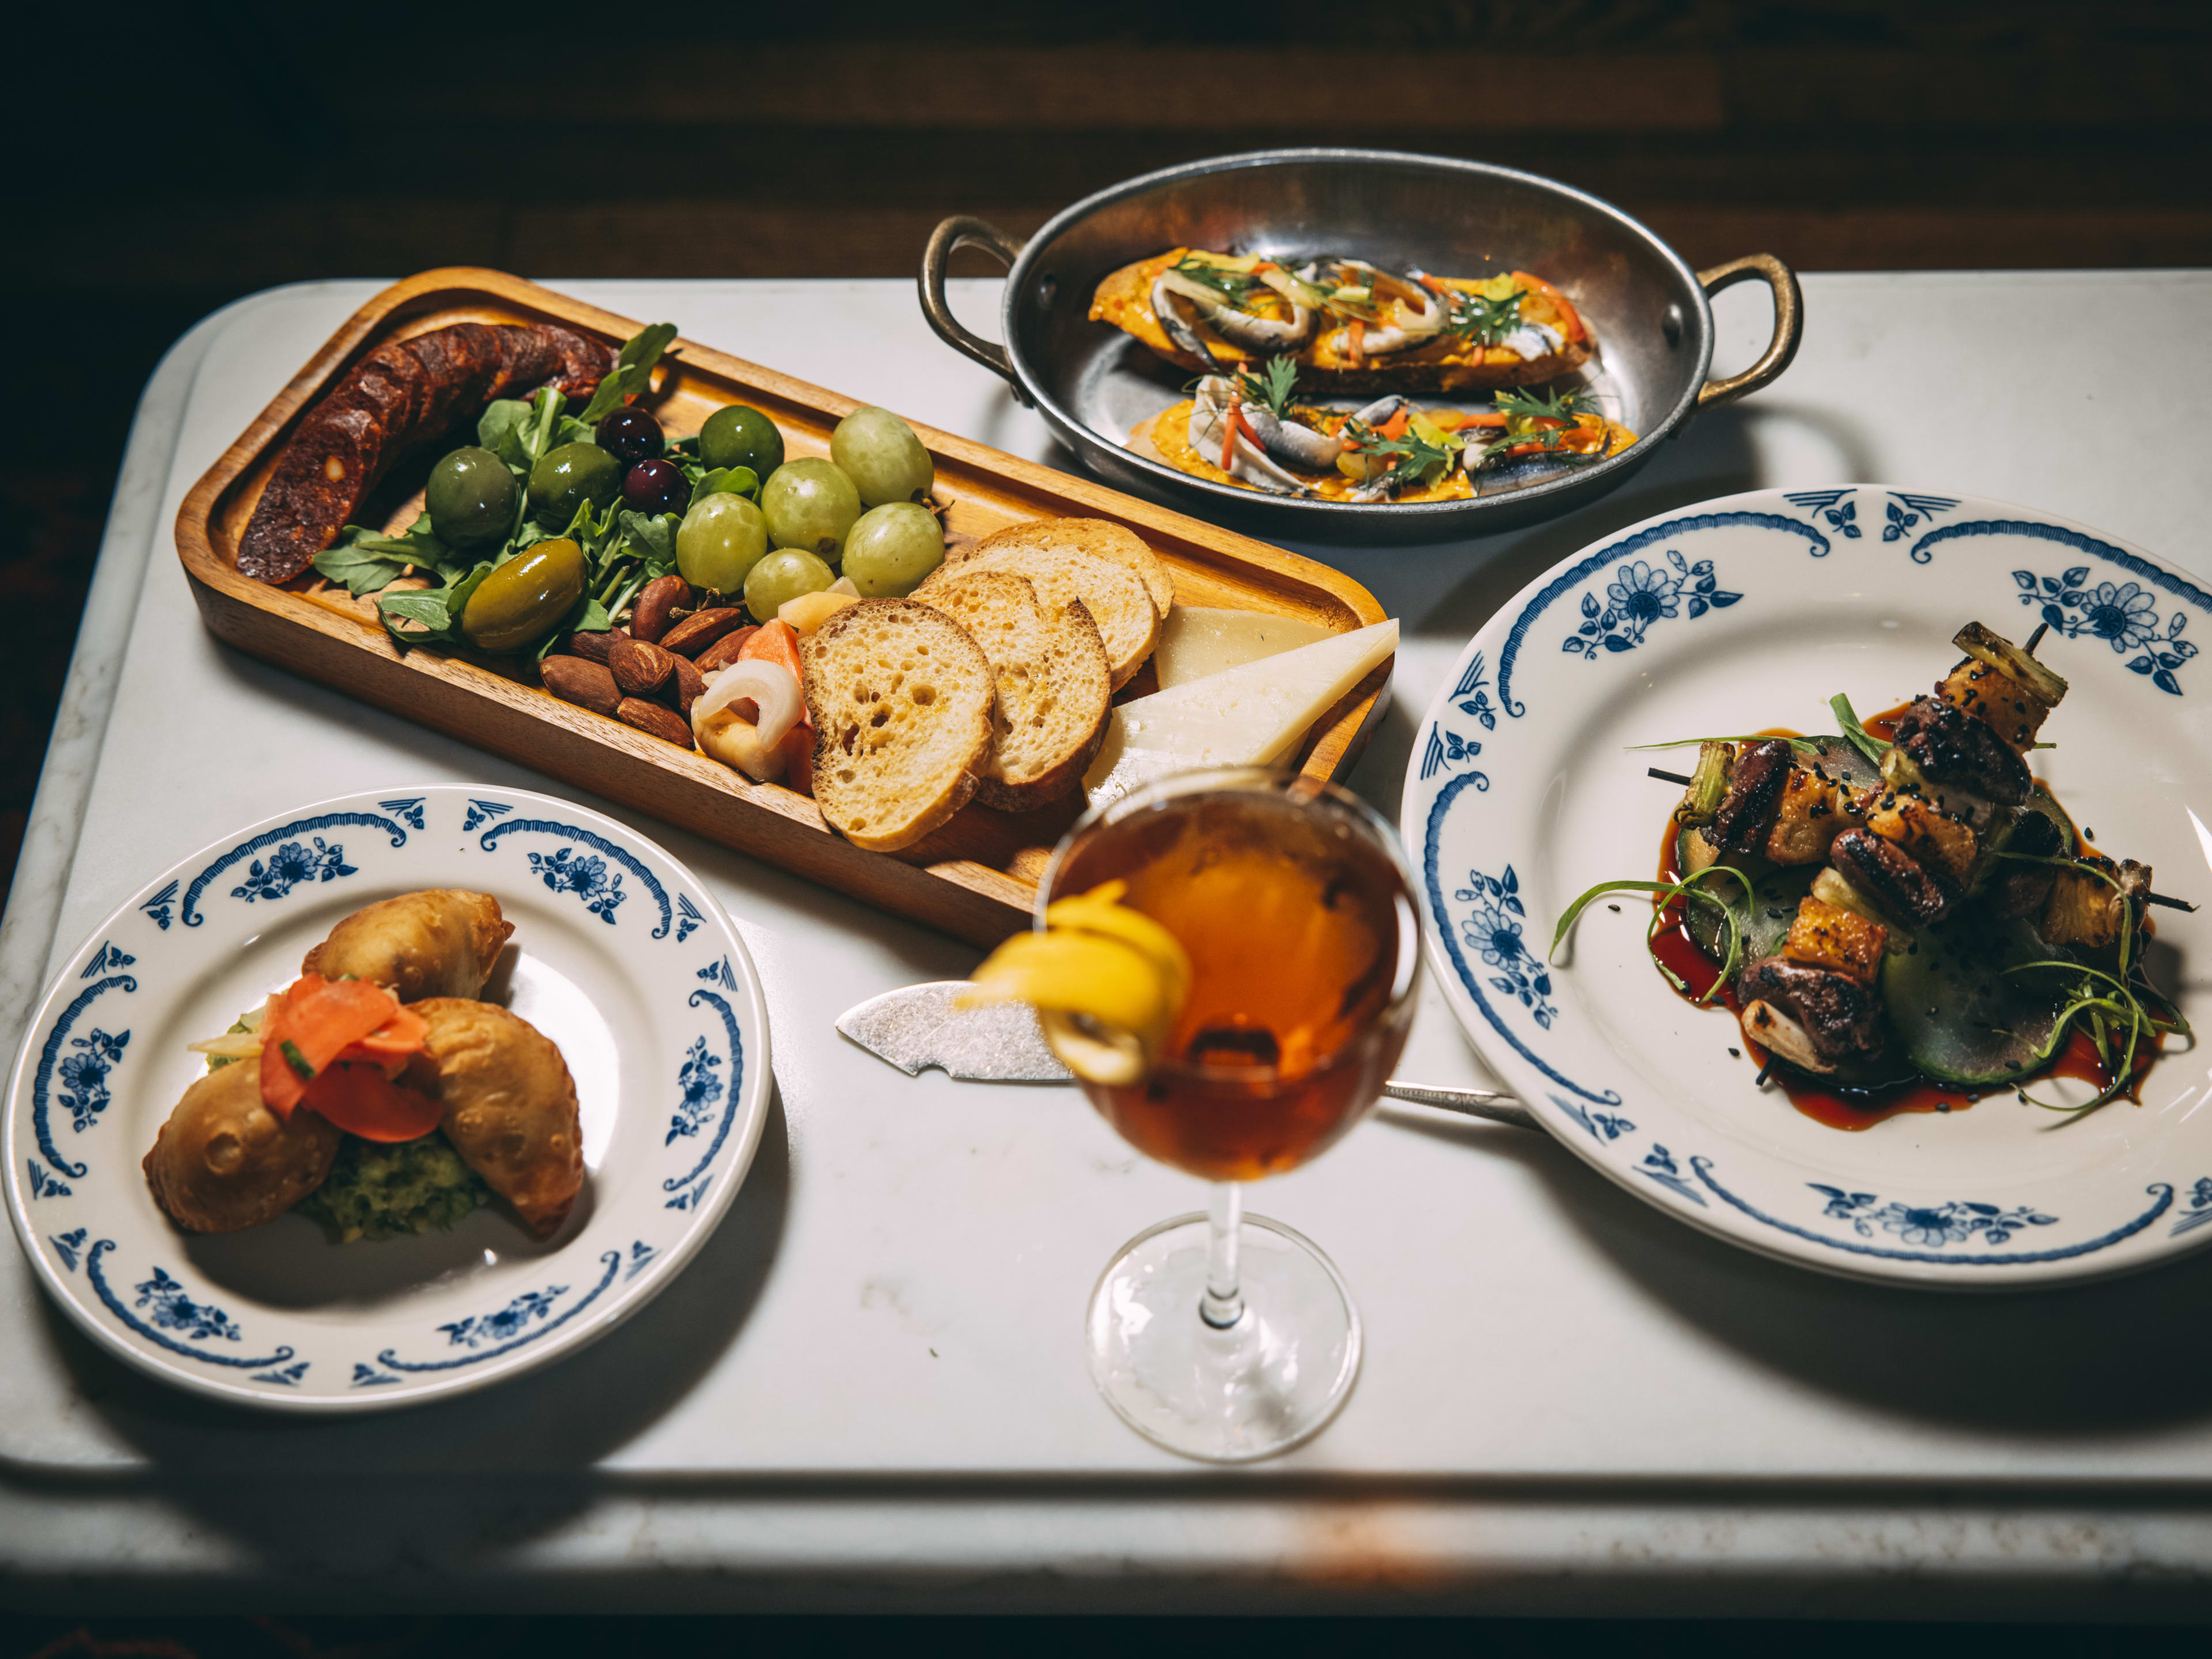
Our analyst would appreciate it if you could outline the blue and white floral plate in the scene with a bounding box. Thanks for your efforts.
[1404,486,2211,1288]
[3,786,772,1409]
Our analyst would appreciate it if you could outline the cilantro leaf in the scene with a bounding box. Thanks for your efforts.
[1445,286,1525,345]
[1493,384,1595,421]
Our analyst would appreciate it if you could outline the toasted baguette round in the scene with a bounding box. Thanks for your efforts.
[969,517,1175,618]
[802,599,995,853]
[919,569,1113,811]
[922,539,1160,691]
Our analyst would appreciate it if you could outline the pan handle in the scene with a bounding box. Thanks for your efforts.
[919,215,1030,397]
[1694,253,1803,409]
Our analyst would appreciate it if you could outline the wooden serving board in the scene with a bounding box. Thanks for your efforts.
[175,269,1392,947]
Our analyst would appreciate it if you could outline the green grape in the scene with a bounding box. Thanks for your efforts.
[676,494,770,594]
[761,458,862,560]
[831,406,934,507]
[700,404,785,477]
[743,548,835,623]
[840,502,945,597]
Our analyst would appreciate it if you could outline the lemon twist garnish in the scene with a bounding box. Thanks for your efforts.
[962,880,1192,1086]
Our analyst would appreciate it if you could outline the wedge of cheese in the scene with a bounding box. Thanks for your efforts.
[1152,606,1333,690]
[1083,619,1398,805]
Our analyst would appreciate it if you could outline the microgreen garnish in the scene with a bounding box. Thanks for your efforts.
[1493,384,1596,421]
[1171,257,1262,301]
[1445,286,1525,344]
[1829,692,1889,766]
[1234,358,1300,419]
[1551,864,1758,1005]
[1349,426,1457,492]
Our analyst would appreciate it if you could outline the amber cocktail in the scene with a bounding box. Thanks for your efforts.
[1041,768,1419,1462]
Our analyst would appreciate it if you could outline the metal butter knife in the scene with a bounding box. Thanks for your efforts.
[835,983,1537,1131]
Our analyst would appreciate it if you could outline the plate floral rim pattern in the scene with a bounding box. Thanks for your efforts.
[1404,486,2211,1287]
[4,785,772,1410]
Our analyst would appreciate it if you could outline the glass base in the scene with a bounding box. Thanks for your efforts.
[1084,1210,1362,1463]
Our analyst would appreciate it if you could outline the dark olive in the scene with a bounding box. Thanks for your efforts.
[528,442,622,530]
[699,404,784,478]
[596,406,665,466]
[425,446,519,547]
[624,457,688,516]
[461,539,586,654]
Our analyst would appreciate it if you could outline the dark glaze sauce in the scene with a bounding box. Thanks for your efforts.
[1652,725,2154,1131]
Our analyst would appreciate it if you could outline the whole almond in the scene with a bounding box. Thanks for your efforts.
[618,697,694,747]
[567,627,629,664]
[694,626,762,675]
[660,606,745,658]
[668,653,706,715]
[539,654,621,716]
[609,636,677,698]
[630,574,694,644]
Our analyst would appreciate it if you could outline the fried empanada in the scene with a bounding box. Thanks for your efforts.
[304,890,513,1003]
[143,1059,343,1233]
[406,999,583,1240]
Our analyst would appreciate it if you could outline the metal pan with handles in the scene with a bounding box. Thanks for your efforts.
[921,149,1801,546]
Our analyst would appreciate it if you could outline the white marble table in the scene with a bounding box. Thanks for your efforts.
[5,273,2212,1615]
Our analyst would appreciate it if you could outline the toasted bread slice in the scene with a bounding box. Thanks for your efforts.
[802,599,995,853]
[922,539,1161,691]
[919,569,1112,811]
[969,517,1175,618]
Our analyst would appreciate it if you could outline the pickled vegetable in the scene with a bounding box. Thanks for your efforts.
[624,458,687,516]
[425,447,518,547]
[831,406,934,507]
[595,406,665,466]
[676,494,771,594]
[461,538,585,653]
[840,501,945,596]
[700,405,785,478]
[528,443,622,530]
[762,459,862,560]
[743,548,835,623]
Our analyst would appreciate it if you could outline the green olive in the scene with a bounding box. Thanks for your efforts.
[461,538,586,653]
[700,404,785,478]
[527,442,621,530]
[426,446,519,546]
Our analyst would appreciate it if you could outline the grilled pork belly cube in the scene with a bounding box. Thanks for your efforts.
[1763,766,1860,865]
[1937,659,2054,752]
[1865,792,1978,883]
[1740,953,1887,1066]
[1889,694,2032,806]
[2041,857,2151,951]
[1783,896,1888,986]
[1990,810,2065,919]
[1709,739,1794,855]
[1831,827,1958,927]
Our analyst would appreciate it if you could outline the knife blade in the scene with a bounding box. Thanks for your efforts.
[834,982,1537,1128]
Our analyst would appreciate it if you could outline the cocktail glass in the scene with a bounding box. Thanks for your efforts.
[1039,766,1421,1461]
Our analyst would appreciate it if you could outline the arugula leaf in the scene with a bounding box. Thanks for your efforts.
[1233,357,1299,419]
[552,415,597,449]
[535,592,613,662]
[377,563,494,649]
[616,510,680,574]
[478,399,535,468]
[579,322,678,425]
[688,465,760,510]
[312,514,468,595]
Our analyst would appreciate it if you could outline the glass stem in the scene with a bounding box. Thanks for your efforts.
[1200,1181,1245,1329]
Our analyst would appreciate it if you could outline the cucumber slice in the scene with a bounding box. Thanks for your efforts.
[1676,828,1814,964]
[1794,732,1885,791]
[1881,914,2070,1086]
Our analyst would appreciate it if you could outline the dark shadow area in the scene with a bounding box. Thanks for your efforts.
[1382,1102,2212,1438]
[31,1093,791,1482]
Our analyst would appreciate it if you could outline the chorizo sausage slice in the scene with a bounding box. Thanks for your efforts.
[237,321,615,584]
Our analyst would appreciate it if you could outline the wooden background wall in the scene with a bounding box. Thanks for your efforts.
[3,0,2208,902]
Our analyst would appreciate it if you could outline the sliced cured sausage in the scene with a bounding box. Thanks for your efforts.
[237,321,615,584]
